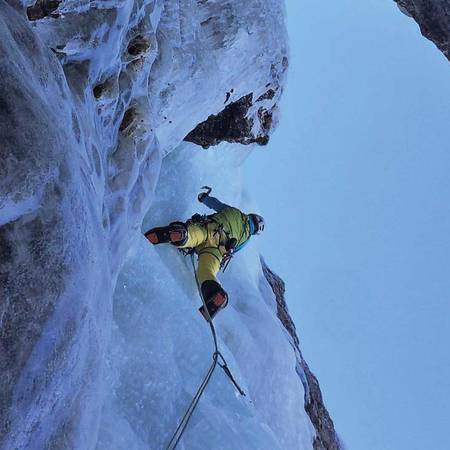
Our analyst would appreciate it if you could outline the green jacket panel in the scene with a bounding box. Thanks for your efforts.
[210,207,251,247]
[194,207,250,260]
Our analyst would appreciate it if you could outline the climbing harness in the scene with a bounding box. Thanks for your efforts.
[186,213,238,273]
[177,247,195,257]
[189,213,209,225]
[220,252,234,273]
[165,254,245,450]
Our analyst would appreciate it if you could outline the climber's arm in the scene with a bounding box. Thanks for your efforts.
[198,193,231,213]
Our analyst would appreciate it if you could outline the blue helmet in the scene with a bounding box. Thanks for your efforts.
[249,214,265,235]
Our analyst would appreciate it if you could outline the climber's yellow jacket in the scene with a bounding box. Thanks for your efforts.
[179,206,251,286]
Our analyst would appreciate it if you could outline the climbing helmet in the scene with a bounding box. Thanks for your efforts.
[249,213,265,235]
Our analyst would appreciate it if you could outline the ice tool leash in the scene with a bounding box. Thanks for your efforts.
[165,254,245,450]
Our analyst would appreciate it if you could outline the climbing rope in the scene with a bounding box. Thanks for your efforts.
[165,254,245,450]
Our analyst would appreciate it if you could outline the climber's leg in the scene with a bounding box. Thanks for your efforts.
[144,221,188,245]
[177,223,208,249]
[145,221,212,249]
[196,251,228,320]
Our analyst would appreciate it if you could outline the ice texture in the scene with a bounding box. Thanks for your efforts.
[98,144,314,450]
[98,143,316,449]
[0,0,331,448]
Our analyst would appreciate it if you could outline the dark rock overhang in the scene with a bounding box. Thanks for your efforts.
[184,92,275,149]
[395,0,450,61]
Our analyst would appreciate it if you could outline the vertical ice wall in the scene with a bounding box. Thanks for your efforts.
[99,143,318,449]
[0,3,112,448]
[0,0,330,448]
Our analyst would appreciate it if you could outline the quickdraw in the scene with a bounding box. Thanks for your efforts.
[220,251,233,272]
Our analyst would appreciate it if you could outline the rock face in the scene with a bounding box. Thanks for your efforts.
[184,79,285,148]
[261,258,341,450]
[0,3,111,448]
[395,0,450,61]
[1,0,338,448]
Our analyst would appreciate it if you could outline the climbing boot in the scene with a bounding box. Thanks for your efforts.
[145,222,187,246]
[199,281,229,321]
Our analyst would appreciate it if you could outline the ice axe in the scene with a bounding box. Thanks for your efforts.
[198,186,212,202]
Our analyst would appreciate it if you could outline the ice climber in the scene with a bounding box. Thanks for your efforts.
[144,187,265,320]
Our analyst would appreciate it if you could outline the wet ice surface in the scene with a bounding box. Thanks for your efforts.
[100,143,315,449]
[0,0,316,448]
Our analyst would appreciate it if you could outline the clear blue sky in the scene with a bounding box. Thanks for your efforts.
[245,1,450,449]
